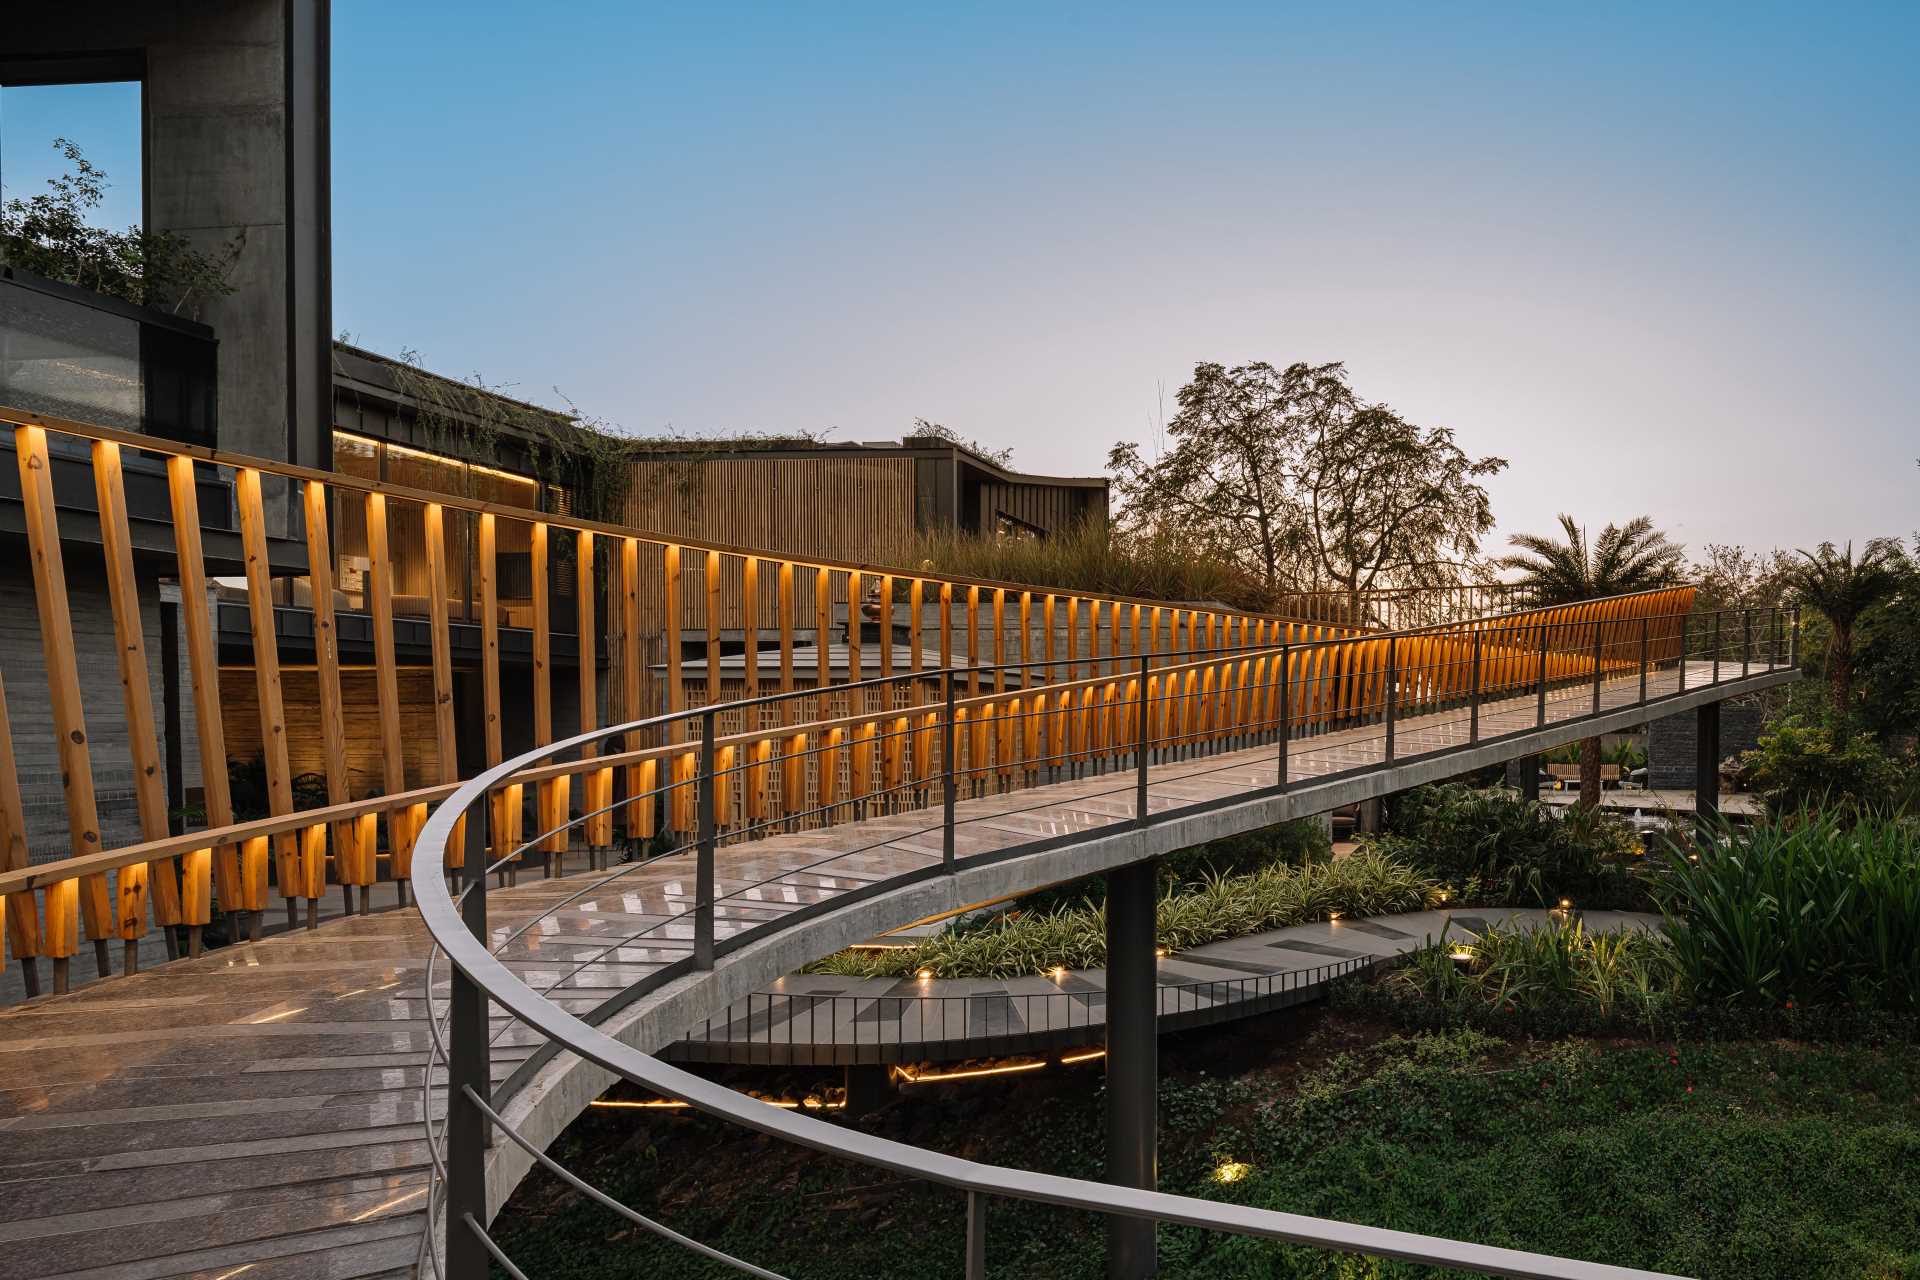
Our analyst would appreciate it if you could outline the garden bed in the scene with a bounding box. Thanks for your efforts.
[492,1002,1920,1279]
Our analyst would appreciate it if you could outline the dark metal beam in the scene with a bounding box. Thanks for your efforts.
[1105,857,1158,1279]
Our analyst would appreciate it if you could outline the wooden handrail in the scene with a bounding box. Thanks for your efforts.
[0,401,1722,990]
[0,596,1699,899]
[0,403,1356,629]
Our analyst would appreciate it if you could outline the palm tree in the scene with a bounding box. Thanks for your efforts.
[1496,515,1687,808]
[1783,539,1905,718]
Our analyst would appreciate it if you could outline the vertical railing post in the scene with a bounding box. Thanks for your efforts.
[1467,628,1482,744]
[1276,645,1290,790]
[1383,637,1397,763]
[1638,616,1650,706]
[1712,612,1722,685]
[1535,623,1549,727]
[1591,619,1604,716]
[941,669,958,869]
[1789,605,1800,668]
[446,798,493,1280]
[1742,609,1752,679]
[694,711,716,970]
[1678,614,1689,692]
[965,1191,988,1280]
[1135,653,1150,825]
[1769,606,1781,668]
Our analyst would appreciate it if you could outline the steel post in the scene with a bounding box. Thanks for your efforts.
[446,802,493,1280]
[942,670,958,868]
[1712,612,1721,685]
[1105,857,1158,1280]
[694,712,716,970]
[1639,617,1649,706]
[1135,654,1150,824]
[1277,646,1290,789]
[966,1191,988,1280]
[1535,624,1548,726]
[1468,629,1482,743]
[1383,637,1397,763]
[1742,609,1752,679]
[1591,620,1603,716]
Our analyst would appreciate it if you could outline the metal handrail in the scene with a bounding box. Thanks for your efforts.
[407,601,1798,1280]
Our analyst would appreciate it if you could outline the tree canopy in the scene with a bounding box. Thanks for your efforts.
[1108,361,1505,612]
[1494,514,1687,605]
[0,139,238,317]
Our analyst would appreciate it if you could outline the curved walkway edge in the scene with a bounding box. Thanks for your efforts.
[667,907,1663,1068]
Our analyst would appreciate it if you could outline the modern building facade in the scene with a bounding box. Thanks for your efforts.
[0,10,1108,866]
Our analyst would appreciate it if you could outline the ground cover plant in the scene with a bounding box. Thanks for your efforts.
[1373,782,1647,909]
[492,1013,1920,1280]
[806,847,1432,980]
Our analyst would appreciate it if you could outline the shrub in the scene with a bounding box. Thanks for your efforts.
[1379,920,1682,1034]
[1649,812,1920,1008]
[1373,782,1647,909]
[957,818,1329,918]
[806,848,1434,979]
[1741,714,1906,815]
[880,520,1275,613]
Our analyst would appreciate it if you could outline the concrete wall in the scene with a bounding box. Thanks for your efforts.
[5,1,332,473]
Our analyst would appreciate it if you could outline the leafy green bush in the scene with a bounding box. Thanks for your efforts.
[807,848,1434,979]
[1381,920,1682,1034]
[1741,714,1906,815]
[1650,812,1920,1009]
[1373,782,1647,909]
[930,819,1330,922]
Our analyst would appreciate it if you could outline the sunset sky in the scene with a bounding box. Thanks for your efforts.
[7,3,1914,558]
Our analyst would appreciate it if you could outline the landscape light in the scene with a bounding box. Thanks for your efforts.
[916,968,934,980]
[1213,1160,1252,1184]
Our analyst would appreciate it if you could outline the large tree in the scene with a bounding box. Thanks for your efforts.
[1496,515,1687,809]
[1109,361,1504,616]
[1784,539,1907,719]
[1296,402,1505,618]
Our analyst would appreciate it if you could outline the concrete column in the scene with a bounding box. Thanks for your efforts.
[1355,797,1382,834]
[1105,857,1157,1279]
[843,1064,892,1117]
[1695,702,1720,825]
[1517,754,1541,802]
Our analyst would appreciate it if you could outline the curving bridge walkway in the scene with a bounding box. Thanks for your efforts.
[669,905,1662,1069]
[0,657,1785,1280]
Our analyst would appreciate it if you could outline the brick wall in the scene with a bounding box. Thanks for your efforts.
[1648,700,1766,789]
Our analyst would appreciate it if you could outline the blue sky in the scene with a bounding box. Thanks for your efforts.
[6,5,1916,556]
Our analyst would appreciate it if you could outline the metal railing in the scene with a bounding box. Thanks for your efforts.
[409,598,1796,1280]
[671,956,1375,1067]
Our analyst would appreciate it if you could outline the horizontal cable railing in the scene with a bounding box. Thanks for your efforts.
[671,955,1376,1067]
[407,597,1794,1280]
